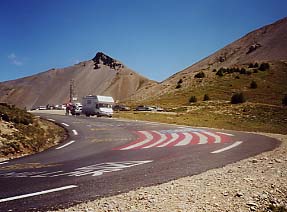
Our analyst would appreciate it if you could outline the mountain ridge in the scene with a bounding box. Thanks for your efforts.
[0,52,156,109]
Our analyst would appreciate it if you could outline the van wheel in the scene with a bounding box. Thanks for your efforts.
[85,114,90,117]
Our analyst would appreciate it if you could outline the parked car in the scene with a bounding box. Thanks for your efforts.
[38,106,47,110]
[71,102,82,115]
[151,106,164,112]
[113,105,130,111]
[135,105,153,111]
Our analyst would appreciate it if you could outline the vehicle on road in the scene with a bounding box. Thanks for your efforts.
[82,95,114,117]
[71,102,82,115]
[151,106,164,112]
[113,104,130,111]
[135,105,155,111]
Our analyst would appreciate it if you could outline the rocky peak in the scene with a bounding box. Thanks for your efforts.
[92,52,124,70]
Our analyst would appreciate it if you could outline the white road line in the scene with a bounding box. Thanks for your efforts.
[72,130,78,135]
[121,131,153,150]
[143,131,167,148]
[157,133,179,147]
[47,118,55,122]
[0,161,8,165]
[193,132,208,144]
[61,123,69,127]
[211,141,243,154]
[203,131,221,143]
[216,132,234,136]
[175,133,192,146]
[0,185,77,203]
[56,140,75,150]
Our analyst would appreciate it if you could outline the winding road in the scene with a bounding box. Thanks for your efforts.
[0,113,280,211]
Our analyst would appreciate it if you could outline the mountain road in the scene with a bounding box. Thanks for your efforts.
[0,113,280,211]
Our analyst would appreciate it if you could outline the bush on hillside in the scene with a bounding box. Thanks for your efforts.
[259,62,270,71]
[189,96,197,103]
[216,69,224,77]
[231,92,246,104]
[0,103,33,125]
[194,71,205,78]
[240,68,247,74]
[250,80,258,89]
[177,79,183,84]
[203,94,210,101]
[175,78,183,89]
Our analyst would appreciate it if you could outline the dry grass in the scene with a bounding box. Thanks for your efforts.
[114,101,287,135]
[0,104,66,159]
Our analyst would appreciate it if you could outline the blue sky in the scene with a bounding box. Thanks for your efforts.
[0,0,286,82]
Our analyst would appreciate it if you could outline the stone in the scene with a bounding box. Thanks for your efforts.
[236,192,244,197]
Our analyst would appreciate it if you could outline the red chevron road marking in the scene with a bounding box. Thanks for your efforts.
[114,130,234,151]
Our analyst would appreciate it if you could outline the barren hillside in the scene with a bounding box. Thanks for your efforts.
[0,52,156,109]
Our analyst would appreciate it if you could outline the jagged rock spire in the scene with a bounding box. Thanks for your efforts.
[92,52,124,70]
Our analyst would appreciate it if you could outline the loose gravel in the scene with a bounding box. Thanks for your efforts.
[54,133,287,212]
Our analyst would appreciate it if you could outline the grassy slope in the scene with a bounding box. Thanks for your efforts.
[138,61,287,107]
[119,61,287,134]
[0,104,66,159]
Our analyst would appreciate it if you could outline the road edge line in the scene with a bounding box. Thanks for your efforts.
[211,141,243,154]
[0,185,77,203]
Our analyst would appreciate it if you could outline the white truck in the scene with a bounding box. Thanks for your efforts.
[82,95,114,117]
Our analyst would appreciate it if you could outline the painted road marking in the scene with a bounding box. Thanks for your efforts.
[114,129,234,150]
[193,132,208,144]
[157,133,179,147]
[72,130,78,135]
[211,141,243,154]
[47,118,55,122]
[175,133,193,146]
[0,161,8,165]
[216,132,235,136]
[0,185,77,203]
[143,131,167,148]
[56,140,75,150]
[0,161,153,178]
[61,123,69,127]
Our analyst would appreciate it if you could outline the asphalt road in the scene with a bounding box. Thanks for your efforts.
[0,113,281,211]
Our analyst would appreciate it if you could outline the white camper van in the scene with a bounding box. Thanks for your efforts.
[82,95,114,117]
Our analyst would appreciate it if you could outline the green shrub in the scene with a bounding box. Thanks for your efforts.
[250,80,258,89]
[176,78,183,89]
[259,62,270,71]
[240,68,246,74]
[194,71,205,78]
[189,96,197,103]
[216,69,224,77]
[231,92,246,104]
[203,94,210,101]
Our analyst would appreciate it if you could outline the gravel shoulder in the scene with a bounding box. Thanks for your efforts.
[54,133,287,212]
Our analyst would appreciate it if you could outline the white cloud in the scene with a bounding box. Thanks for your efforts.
[8,53,23,66]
